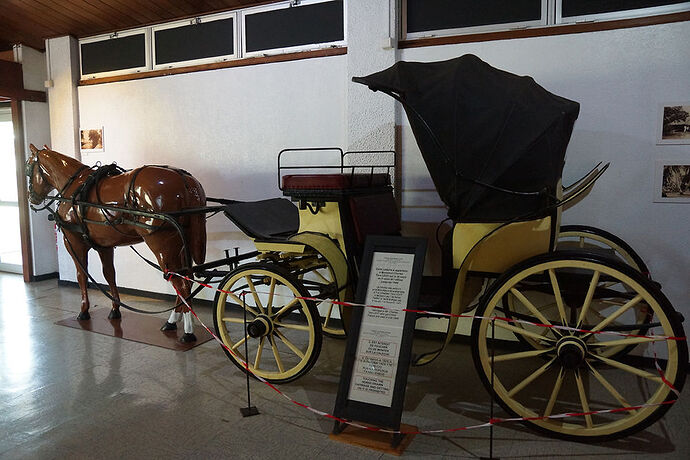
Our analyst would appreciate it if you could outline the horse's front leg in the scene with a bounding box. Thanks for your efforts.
[171,275,196,343]
[64,233,91,321]
[96,247,122,320]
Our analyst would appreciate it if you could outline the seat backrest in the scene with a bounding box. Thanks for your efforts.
[348,191,401,247]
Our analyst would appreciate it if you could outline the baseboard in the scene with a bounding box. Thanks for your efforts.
[56,279,213,308]
[30,272,59,282]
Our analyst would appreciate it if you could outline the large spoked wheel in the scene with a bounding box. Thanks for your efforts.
[298,255,345,338]
[558,225,649,274]
[213,263,322,384]
[471,251,687,441]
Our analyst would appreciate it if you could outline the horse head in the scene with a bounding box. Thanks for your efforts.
[26,144,54,205]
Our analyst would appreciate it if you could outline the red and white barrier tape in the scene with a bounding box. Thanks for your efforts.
[166,271,683,435]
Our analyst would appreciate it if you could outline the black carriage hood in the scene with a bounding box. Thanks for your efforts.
[353,54,580,221]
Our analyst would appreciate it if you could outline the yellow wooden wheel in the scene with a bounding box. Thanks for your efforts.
[213,263,322,383]
[471,251,686,441]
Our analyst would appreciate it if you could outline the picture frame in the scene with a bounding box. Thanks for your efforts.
[80,127,104,153]
[657,103,690,144]
[654,161,690,203]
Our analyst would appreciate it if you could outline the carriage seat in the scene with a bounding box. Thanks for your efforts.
[282,173,391,199]
[223,198,299,241]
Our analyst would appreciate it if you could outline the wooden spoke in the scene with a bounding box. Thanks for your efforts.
[544,368,564,417]
[266,278,276,316]
[578,236,585,248]
[272,298,300,319]
[226,292,260,317]
[548,269,568,327]
[495,320,557,343]
[575,370,593,428]
[254,337,265,369]
[586,362,634,412]
[510,287,556,328]
[269,336,285,373]
[589,336,667,348]
[313,269,330,284]
[586,295,643,335]
[231,334,249,352]
[245,276,265,314]
[221,316,247,324]
[590,354,663,383]
[507,357,556,397]
[493,348,554,362]
[322,302,335,328]
[274,322,311,331]
[273,330,305,359]
[577,271,601,328]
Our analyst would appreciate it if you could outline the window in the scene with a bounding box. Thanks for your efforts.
[402,0,690,39]
[243,0,345,56]
[557,0,690,23]
[404,0,547,38]
[80,29,150,78]
[152,12,237,69]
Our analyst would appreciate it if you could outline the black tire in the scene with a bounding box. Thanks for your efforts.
[471,251,687,442]
[213,263,322,384]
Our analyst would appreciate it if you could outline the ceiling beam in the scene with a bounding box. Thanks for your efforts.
[0,60,47,102]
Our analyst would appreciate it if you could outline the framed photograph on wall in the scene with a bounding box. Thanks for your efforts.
[654,161,690,203]
[658,104,690,144]
[80,127,104,152]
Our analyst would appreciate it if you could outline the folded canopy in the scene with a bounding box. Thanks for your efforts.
[353,54,580,221]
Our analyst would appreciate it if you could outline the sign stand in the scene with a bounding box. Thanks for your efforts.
[332,236,427,451]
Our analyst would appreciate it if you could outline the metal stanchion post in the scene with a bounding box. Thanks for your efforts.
[240,291,259,417]
[481,318,499,460]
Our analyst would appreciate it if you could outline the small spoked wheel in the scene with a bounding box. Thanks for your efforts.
[472,251,687,441]
[557,225,649,274]
[213,263,322,383]
[298,255,345,338]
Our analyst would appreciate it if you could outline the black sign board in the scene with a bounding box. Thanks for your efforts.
[333,236,426,432]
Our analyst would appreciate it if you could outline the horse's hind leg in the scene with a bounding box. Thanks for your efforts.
[96,247,122,320]
[64,233,91,321]
[142,231,197,342]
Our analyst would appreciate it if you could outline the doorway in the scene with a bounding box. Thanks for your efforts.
[0,104,22,274]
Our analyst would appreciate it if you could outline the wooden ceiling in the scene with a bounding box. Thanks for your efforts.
[0,0,275,51]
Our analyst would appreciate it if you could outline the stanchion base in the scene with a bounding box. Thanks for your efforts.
[240,406,260,417]
[329,424,417,456]
[480,457,500,460]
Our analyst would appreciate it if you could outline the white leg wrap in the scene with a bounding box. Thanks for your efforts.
[183,311,194,334]
[168,311,181,323]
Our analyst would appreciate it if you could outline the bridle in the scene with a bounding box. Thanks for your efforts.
[25,149,89,211]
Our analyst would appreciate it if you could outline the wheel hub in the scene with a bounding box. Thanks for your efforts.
[247,315,273,338]
[556,336,587,369]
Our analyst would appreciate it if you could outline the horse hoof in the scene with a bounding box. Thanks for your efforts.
[180,333,197,343]
[108,310,122,320]
[161,321,177,331]
[77,311,91,321]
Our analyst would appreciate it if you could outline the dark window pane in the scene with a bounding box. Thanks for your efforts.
[562,0,687,17]
[81,34,146,75]
[406,0,542,34]
[245,0,344,53]
[155,18,234,65]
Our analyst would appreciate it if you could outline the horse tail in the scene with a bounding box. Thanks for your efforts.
[182,176,207,266]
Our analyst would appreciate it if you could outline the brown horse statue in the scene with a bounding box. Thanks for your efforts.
[26,144,206,342]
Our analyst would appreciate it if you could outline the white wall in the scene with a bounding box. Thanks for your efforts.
[66,56,348,299]
[15,45,57,276]
[399,21,690,315]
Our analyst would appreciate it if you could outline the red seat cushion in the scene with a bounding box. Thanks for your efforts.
[282,173,390,191]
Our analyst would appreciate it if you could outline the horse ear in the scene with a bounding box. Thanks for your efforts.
[43,144,50,150]
[29,144,39,154]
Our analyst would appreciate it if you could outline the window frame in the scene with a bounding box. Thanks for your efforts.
[79,28,151,80]
[241,0,347,58]
[556,0,690,24]
[151,11,238,70]
[402,0,549,40]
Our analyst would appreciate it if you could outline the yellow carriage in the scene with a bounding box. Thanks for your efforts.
[211,55,686,441]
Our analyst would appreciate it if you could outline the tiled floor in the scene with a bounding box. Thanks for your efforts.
[0,272,687,459]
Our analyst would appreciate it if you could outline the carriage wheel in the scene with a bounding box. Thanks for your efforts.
[298,255,346,338]
[557,225,649,274]
[213,263,322,384]
[471,252,686,441]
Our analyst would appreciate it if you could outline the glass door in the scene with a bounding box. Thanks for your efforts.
[0,106,22,274]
